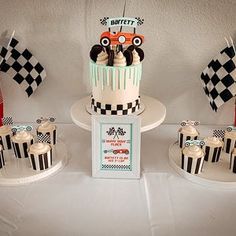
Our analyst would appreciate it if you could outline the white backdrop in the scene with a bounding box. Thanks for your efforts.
[0,0,235,124]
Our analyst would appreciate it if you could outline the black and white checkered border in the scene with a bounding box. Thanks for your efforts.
[91,96,141,115]
[101,164,131,170]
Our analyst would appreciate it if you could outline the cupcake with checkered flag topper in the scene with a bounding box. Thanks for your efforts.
[0,117,14,150]
[181,140,205,174]
[36,117,57,145]
[178,120,199,148]
[11,125,34,158]
[202,137,223,162]
[28,134,52,171]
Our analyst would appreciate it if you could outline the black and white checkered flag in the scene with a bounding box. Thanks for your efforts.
[200,46,236,111]
[0,37,46,97]
[37,134,50,143]
[0,46,11,68]
[213,129,225,139]
[2,116,13,126]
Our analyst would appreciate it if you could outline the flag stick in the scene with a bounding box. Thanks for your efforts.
[7,30,15,49]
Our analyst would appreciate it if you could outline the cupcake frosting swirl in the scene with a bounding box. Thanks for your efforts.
[12,131,33,143]
[38,121,56,132]
[183,145,204,158]
[224,130,236,139]
[204,137,223,147]
[132,49,140,65]
[113,51,126,66]
[29,142,51,155]
[96,50,108,65]
[0,125,12,136]
[179,125,198,136]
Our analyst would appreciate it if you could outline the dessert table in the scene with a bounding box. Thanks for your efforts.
[0,124,236,236]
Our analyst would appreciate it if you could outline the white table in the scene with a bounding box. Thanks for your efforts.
[0,124,236,236]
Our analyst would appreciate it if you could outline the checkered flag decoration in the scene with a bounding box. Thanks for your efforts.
[0,35,46,97]
[0,46,11,67]
[200,44,236,111]
[37,134,50,143]
[2,116,13,126]
[213,129,225,139]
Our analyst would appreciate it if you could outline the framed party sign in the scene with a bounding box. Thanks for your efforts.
[92,115,141,179]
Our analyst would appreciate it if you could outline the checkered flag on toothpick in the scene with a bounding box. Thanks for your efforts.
[2,116,13,125]
[0,46,11,68]
[213,129,225,139]
[200,38,236,111]
[0,33,46,97]
[37,134,50,143]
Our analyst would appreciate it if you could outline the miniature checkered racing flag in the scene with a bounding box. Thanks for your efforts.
[200,46,236,111]
[0,37,46,97]
[213,129,225,139]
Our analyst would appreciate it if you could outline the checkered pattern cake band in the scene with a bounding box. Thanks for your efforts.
[91,96,141,115]
[200,46,236,111]
[0,37,46,97]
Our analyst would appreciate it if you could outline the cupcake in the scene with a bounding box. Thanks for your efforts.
[230,148,236,174]
[223,129,236,154]
[203,137,223,162]
[28,142,52,171]
[178,125,199,148]
[181,145,204,174]
[37,121,57,145]
[0,125,12,150]
[11,131,34,158]
[0,145,5,169]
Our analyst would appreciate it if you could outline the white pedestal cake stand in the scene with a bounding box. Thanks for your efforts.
[0,140,68,186]
[70,95,166,133]
[169,142,236,190]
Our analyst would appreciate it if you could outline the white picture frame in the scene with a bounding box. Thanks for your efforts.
[92,115,141,179]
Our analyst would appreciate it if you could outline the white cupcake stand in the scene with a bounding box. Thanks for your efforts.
[169,142,236,190]
[0,140,68,186]
[70,95,166,132]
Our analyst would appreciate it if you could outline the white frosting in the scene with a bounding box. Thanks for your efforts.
[179,125,198,136]
[204,137,223,147]
[132,50,140,65]
[225,130,236,139]
[183,145,204,158]
[29,142,51,155]
[96,51,108,65]
[0,125,12,136]
[38,121,56,132]
[12,131,33,143]
[113,52,126,67]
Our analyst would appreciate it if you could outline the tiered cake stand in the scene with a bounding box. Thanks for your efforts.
[169,142,236,189]
[70,95,166,133]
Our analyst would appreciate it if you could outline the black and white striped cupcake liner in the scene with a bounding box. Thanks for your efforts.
[0,148,5,169]
[203,145,222,162]
[37,129,57,145]
[0,134,12,150]
[181,153,204,174]
[91,96,141,115]
[230,153,236,173]
[12,139,34,158]
[223,138,236,154]
[29,147,53,171]
[178,132,198,149]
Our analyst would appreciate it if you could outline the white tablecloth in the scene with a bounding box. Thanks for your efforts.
[0,124,236,236]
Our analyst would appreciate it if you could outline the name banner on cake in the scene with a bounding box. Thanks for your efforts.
[92,115,140,179]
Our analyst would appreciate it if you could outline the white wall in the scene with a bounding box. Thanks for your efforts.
[0,0,235,124]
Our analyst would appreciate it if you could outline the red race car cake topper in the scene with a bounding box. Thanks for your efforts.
[99,17,144,47]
